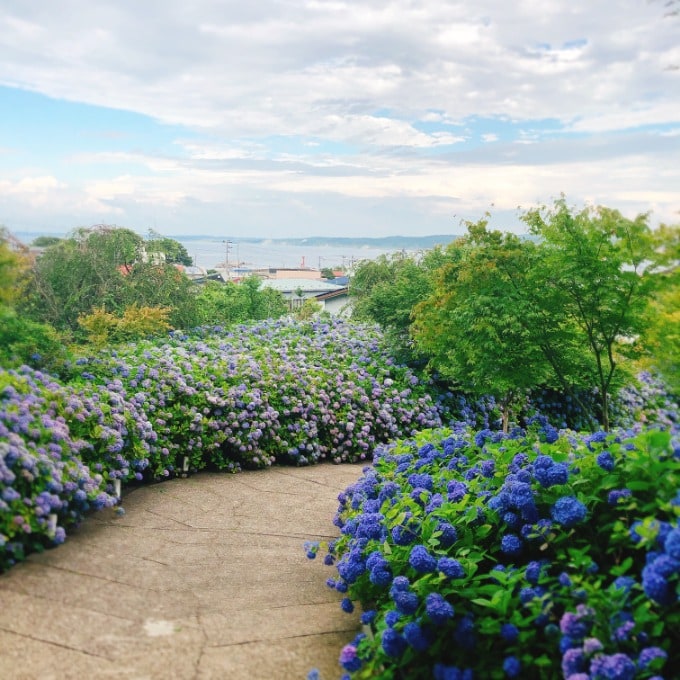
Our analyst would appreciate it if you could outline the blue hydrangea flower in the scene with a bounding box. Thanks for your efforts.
[502,656,521,678]
[360,610,377,625]
[525,560,544,585]
[596,451,615,471]
[551,496,587,528]
[385,610,401,627]
[664,527,680,559]
[390,576,410,592]
[409,545,437,573]
[501,534,522,556]
[393,590,419,615]
[436,521,458,548]
[425,592,454,624]
[381,628,407,657]
[341,597,354,613]
[500,623,519,643]
[403,621,430,651]
[438,557,465,579]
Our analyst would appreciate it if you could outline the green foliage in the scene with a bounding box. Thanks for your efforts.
[351,249,447,362]
[194,276,287,326]
[412,225,555,430]
[78,305,171,346]
[0,228,27,307]
[0,306,68,372]
[642,279,679,394]
[523,199,659,429]
[31,236,63,248]
[19,226,199,334]
[121,262,200,330]
[296,297,323,320]
[20,227,133,330]
[145,230,193,265]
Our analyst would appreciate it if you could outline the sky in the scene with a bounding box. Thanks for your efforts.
[0,1,678,239]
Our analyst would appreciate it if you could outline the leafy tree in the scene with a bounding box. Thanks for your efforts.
[21,229,133,331]
[320,267,336,279]
[146,230,193,265]
[0,229,67,371]
[194,277,287,326]
[122,262,200,330]
[296,298,323,320]
[351,248,447,362]
[31,236,63,248]
[523,199,659,430]
[20,225,201,334]
[412,226,554,431]
[0,227,26,306]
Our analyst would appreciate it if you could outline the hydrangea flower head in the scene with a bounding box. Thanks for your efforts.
[551,496,587,528]
[589,653,636,680]
[425,592,454,624]
[409,545,437,573]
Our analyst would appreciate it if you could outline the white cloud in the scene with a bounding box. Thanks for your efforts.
[0,0,677,235]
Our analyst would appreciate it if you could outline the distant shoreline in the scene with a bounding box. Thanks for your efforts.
[14,231,460,249]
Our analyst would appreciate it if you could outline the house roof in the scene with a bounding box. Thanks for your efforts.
[315,287,349,301]
[260,278,345,293]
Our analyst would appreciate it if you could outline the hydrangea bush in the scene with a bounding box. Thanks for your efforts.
[72,318,442,473]
[1,319,441,570]
[311,424,679,679]
[0,368,116,571]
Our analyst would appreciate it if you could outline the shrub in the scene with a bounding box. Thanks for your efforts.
[0,368,116,572]
[312,425,679,678]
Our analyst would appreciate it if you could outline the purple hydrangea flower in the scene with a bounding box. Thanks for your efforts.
[339,644,362,672]
[589,653,636,680]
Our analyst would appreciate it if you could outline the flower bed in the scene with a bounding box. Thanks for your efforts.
[311,425,679,679]
[0,368,116,571]
[1,319,442,571]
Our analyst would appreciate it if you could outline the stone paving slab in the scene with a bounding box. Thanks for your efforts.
[0,464,365,680]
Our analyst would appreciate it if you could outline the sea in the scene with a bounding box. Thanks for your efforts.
[177,237,409,271]
[15,231,458,272]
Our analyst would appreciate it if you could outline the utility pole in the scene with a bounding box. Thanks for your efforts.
[223,239,233,280]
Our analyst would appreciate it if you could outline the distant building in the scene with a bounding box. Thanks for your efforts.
[259,278,351,316]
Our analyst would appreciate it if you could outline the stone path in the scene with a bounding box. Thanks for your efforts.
[0,464,365,679]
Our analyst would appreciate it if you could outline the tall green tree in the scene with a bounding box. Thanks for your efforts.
[523,199,658,430]
[21,226,138,331]
[412,226,554,430]
[20,225,200,334]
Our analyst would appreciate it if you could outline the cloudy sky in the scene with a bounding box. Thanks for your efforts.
[0,1,678,238]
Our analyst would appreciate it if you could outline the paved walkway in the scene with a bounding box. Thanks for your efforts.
[0,464,365,679]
